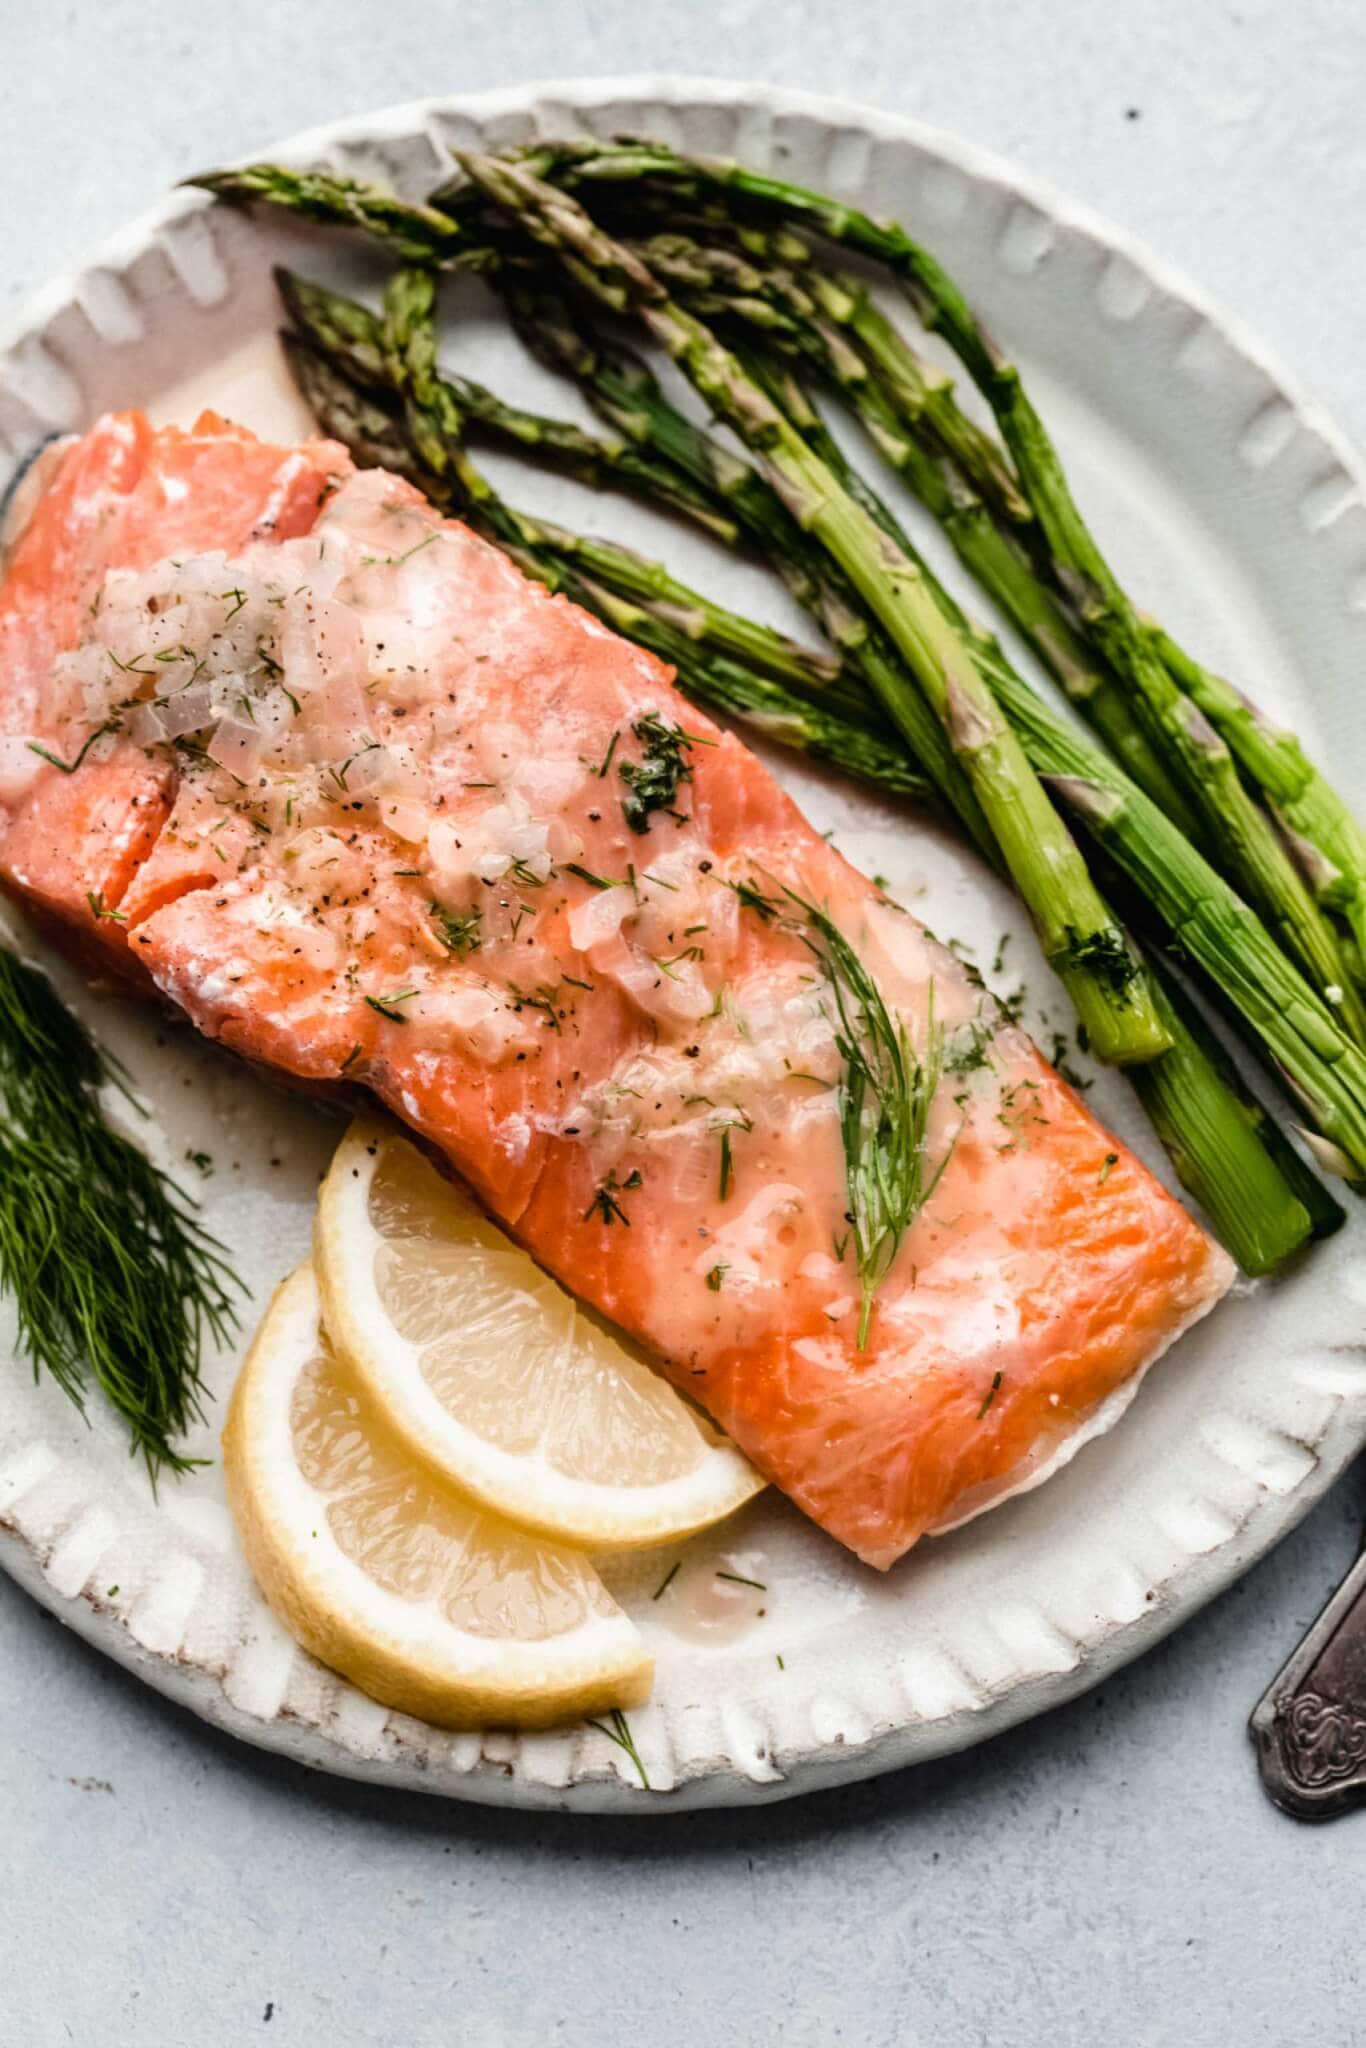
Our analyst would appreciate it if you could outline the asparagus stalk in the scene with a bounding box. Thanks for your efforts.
[991,671,1366,1177]
[190,163,465,264]
[536,215,1200,837]
[458,153,1170,1067]
[623,227,1030,527]
[274,268,737,544]
[1128,953,1340,1268]
[740,320,1202,833]
[498,138,1366,1035]
[285,313,1331,1266]
[1149,622,1366,963]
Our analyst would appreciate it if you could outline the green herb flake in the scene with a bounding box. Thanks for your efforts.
[976,1370,1003,1421]
[651,1561,681,1602]
[28,721,120,777]
[432,905,482,959]
[618,711,713,835]
[365,990,417,1023]
[1098,1152,1119,1185]
[584,1707,651,1790]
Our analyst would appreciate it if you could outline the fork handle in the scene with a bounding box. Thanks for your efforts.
[1251,1539,1366,1820]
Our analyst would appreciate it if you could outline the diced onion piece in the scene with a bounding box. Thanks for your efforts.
[126,701,169,747]
[343,744,396,797]
[157,681,218,738]
[207,716,266,779]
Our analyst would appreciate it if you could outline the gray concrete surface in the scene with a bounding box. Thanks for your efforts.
[3,2,1366,2041]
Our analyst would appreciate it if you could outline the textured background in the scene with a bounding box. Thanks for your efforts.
[4,3,1366,2042]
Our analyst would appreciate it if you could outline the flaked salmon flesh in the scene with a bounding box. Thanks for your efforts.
[0,413,1232,1568]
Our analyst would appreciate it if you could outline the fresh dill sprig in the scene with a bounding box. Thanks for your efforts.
[585,1706,651,1790]
[790,895,954,1348]
[431,903,481,958]
[0,947,240,1477]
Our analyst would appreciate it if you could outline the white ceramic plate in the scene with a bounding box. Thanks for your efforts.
[3,78,1365,1814]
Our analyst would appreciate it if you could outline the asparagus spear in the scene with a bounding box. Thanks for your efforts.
[656,246,1366,1023]
[284,319,1330,1269]
[496,138,1366,1033]
[274,268,737,544]
[1149,623,1366,965]
[457,153,1170,1068]
[622,226,1030,527]
[735,315,1202,834]
[190,163,465,263]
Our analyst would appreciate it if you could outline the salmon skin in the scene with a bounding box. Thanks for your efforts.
[0,412,1232,1569]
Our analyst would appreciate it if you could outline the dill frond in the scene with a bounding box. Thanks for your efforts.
[790,897,953,1348]
[0,948,240,1478]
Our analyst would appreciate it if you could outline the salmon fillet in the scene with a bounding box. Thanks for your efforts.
[0,413,1232,1568]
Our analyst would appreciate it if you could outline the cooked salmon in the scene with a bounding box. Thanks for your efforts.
[0,412,1232,1568]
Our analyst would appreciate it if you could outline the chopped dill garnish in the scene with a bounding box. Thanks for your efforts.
[618,711,712,834]
[584,1167,642,1226]
[563,863,623,891]
[0,948,239,1476]
[339,1043,364,1074]
[705,1262,728,1292]
[711,1111,752,1201]
[508,983,563,1031]
[432,904,482,958]
[562,975,594,993]
[945,1014,993,1077]
[651,1561,681,1601]
[1098,1152,1119,1185]
[976,1370,1003,1420]
[585,1706,650,1790]
[790,893,955,1349]
[653,946,704,981]
[365,990,416,1022]
[219,586,248,619]
[991,932,1012,975]
[716,1569,767,1591]
[86,890,126,924]
[507,856,550,889]
[27,721,119,776]
[723,876,782,922]
[776,1654,785,1671]
[185,1149,214,1177]
[359,530,438,569]
[596,729,620,779]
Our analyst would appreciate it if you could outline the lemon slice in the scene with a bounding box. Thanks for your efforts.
[315,1119,765,1549]
[224,1263,651,1729]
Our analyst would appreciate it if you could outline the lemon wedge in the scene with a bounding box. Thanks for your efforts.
[314,1119,765,1550]
[224,1263,651,1729]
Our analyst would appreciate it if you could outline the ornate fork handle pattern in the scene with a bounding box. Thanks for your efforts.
[1252,1539,1366,1820]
